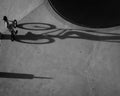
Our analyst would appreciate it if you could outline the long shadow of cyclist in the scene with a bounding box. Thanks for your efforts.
[1,29,120,44]
[1,16,120,44]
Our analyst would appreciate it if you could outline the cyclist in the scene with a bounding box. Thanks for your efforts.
[3,16,18,41]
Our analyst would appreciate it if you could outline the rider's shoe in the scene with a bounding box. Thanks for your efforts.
[11,36,14,41]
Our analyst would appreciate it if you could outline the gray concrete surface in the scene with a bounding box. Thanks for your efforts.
[0,1,120,96]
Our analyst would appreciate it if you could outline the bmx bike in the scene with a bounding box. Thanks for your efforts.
[3,16,18,41]
[2,16,56,44]
[3,16,17,28]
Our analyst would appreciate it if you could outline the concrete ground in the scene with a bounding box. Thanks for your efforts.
[0,1,120,96]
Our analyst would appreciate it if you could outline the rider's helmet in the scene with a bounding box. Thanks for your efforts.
[3,16,8,22]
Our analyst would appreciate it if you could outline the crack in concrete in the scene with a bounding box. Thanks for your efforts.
[83,41,102,96]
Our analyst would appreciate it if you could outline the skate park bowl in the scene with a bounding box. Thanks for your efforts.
[48,0,120,32]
